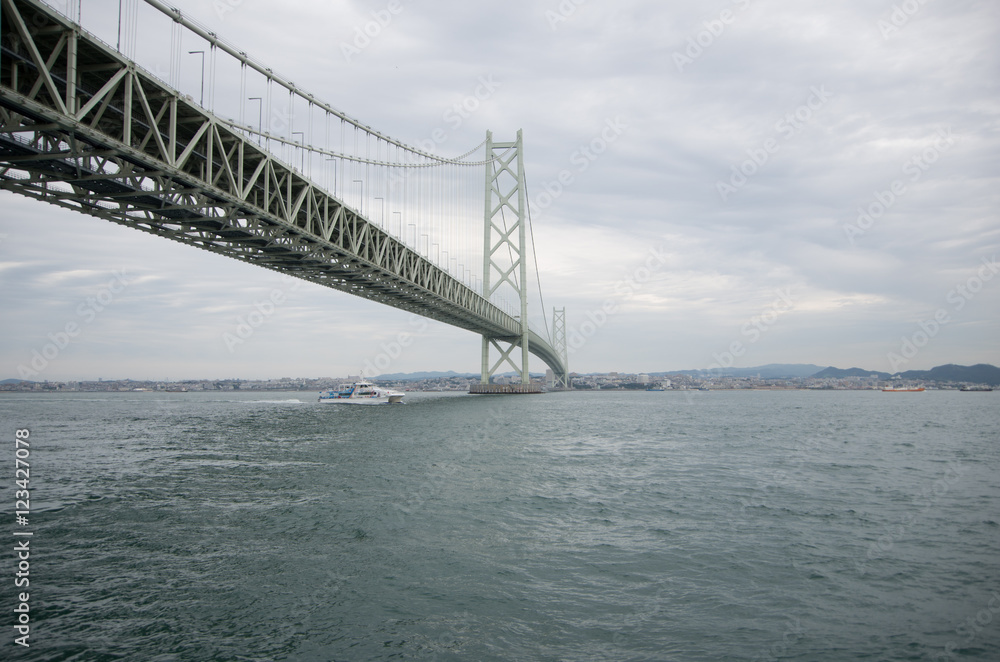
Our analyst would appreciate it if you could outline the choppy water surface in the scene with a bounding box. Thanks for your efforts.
[3,389,999,661]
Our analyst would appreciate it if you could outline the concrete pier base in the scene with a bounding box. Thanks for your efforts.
[469,383,543,395]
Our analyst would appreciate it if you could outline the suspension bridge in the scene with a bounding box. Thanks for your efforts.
[0,0,569,390]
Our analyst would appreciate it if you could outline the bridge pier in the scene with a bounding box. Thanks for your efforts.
[469,383,543,395]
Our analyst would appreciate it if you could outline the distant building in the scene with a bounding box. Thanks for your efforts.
[638,374,650,384]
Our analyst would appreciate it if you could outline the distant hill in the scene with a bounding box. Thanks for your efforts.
[657,364,826,379]
[655,363,1000,383]
[897,363,1000,386]
[812,367,891,379]
[374,371,478,381]
[0,379,31,385]
[810,363,1000,384]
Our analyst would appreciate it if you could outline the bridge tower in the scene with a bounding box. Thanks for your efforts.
[552,307,569,389]
[481,130,531,386]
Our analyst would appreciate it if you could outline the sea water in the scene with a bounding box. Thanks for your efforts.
[3,389,998,661]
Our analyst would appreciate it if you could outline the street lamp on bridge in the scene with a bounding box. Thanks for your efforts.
[247,97,262,145]
[353,179,364,214]
[373,197,385,229]
[325,157,337,196]
[187,50,204,106]
[291,131,304,172]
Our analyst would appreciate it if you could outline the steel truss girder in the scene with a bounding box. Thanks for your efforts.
[0,0,566,375]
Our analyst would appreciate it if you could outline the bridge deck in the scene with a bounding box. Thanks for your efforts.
[0,0,567,379]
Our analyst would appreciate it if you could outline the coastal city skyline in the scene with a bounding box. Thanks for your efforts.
[5,362,998,392]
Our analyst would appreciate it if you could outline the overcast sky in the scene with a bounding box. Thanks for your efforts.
[2,0,998,381]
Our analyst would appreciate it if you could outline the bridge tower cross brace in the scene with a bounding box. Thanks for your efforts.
[552,307,569,389]
[481,130,530,385]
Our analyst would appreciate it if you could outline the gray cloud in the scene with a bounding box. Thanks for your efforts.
[1,0,998,379]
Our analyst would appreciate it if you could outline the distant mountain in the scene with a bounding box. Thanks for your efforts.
[897,363,1000,386]
[0,379,31,385]
[655,363,1000,383]
[657,364,826,379]
[374,371,478,381]
[810,364,1000,384]
[376,371,548,381]
[812,367,891,379]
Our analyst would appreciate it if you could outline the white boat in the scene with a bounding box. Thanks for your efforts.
[318,380,404,405]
